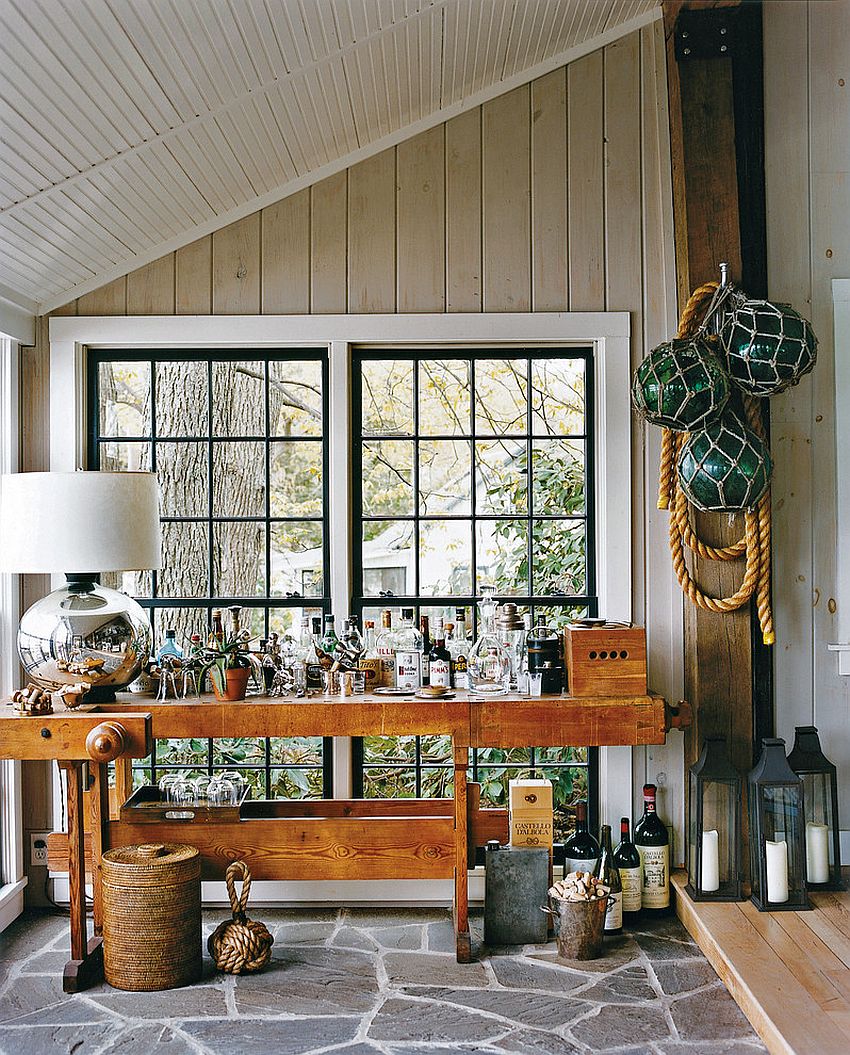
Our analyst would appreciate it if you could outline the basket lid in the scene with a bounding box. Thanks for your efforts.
[103,843,199,870]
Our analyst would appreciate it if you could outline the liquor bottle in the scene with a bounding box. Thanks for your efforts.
[375,609,396,687]
[563,801,600,874]
[613,816,642,921]
[320,615,340,658]
[358,619,382,690]
[420,615,431,686]
[595,824,623,935]
[634,784,670,915]
[428,618,452,688]
[312,616,333,671]
[210,609,224,649]
[227,604,242,639]
[343,616,364,654]
[449,608,469,688]
[393,607,423,689]
[156,628,183,665]
[468,591,511,695]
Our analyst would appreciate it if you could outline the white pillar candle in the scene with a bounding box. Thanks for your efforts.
[806,822,830,884]
[765,839,789,903]
[701,829,720,892]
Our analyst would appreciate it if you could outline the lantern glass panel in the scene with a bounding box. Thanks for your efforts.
[761,785,806,903]
[703,781,735,889]
[801,772,834,855]
[688,769,698,885]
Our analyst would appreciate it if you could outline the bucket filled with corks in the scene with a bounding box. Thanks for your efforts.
[546,871,610,960]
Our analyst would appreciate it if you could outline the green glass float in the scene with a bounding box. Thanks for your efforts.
[678,409,772,512]
[631,336,729,432]
[719,299,817,396]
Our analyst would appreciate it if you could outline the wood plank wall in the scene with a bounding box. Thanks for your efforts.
[18,23,683,899]
[764,2,850,830]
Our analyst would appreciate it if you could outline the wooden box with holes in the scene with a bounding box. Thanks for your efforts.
[564,623,647,697]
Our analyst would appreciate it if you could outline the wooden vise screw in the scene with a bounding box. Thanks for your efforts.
[85,721,128,764]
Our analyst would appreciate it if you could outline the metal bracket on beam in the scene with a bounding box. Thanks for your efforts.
[675,8,736,62]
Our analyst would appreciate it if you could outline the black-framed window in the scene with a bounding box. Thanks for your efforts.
[351,349,597,829]
[88,349,332,799]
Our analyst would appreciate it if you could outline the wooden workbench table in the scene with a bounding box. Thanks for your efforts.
[1,689,667,990]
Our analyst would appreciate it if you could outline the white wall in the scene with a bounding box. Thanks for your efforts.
[765,0,850,836]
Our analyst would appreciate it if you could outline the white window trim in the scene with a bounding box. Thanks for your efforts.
[48,312,634,904]
[0,335,27,931]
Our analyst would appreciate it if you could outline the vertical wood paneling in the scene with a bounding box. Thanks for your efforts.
[176,236,212,314]
[77,276,126,315]
[807,1,850,814]
[764,0,814,741]
[212,214,261,314]
[262,189,310,313]
[482,85,531,312]
[568,51,605,310]
[531,68,568,312]
[348,150,396,313]
[446,109,482,312]
[396,125,445,312]
[311,171,348,313]
[127,255,175,314]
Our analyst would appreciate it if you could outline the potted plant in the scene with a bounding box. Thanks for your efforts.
[200,637,252,702]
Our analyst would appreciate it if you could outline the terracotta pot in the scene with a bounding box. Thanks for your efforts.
[212,666,250,702]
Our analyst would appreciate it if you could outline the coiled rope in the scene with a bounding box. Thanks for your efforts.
[208,860,274,974]
[657,282,774,645]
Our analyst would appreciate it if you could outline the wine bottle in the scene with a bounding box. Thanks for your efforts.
[563,801,600,874]
[634,784,670,914]
[613,816,642,921]
[595,824,623,934]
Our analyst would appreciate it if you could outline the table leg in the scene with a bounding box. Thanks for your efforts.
[114,757,133,818]
[58,761,103,993]
[89,762,109,936]
[453,744,472,962]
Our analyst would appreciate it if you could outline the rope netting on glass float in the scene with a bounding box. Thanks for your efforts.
[632,270,818,646]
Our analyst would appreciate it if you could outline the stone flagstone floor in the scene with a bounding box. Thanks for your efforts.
[0,908,767,1055]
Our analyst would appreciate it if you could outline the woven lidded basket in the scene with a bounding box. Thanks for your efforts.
[102,842,202,991]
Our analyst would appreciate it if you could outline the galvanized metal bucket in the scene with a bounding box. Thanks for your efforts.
[547,893,609,960]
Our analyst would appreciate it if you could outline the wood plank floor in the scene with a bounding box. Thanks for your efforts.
[672,870,850,1055]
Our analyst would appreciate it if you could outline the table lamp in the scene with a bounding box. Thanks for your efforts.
[0,471,161,702]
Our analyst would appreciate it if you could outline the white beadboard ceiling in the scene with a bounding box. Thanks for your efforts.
[0,0,660,316]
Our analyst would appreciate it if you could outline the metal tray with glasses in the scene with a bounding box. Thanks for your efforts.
[120,776,251,824]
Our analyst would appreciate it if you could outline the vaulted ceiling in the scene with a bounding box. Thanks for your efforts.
[0,0,660,316]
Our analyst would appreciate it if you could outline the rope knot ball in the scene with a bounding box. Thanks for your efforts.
[208,861,273,974]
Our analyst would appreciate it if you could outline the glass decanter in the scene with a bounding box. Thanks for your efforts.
[468,589,511,695]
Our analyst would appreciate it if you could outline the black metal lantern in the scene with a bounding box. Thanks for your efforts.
[748,738,811,912]
[787,726,845,891]
[686,737,743,901]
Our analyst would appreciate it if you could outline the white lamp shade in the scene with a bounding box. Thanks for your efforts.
[0,471,161,573]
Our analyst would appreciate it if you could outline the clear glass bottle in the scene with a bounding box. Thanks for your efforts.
[156,628,183,664]
[393,607,423,689]
[496,602,525,688]
[358,619,382,690]
[375,609,396,687]
[468,590,511,695]
[342,616,364,654]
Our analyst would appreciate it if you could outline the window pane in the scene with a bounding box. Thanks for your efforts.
[420,735,452,763]
[270,768,324,799]
[476,519,529,595]
[421,768,453,797]
[363,768,416,798]
[362,521,414,596]
[99,441,150,472]
[98,361,151,437]
[531,357,585,435]
[476,439,527,514]
[212,442,266,517]
[419,440,471,515]
[532,440,585,515]
[362,440,414,516]
[214,521,266,596]
[269,737,324,766]
[270,521,323,597]
[212,360,265,436]
[159,521,209,597]
[157,442,208,516]
[271,441,323,518]
[213,738,266,766]
[268,606,323,638]
[475,359,527,434]
[155,737,209,768]
[361,360,414,435]
[156,361,208,436]
[419,360,470,435]
[536,746,589,764]
[420,520,472,595]
[363,736,416,764]
[532,519,585,595]
[150,606,207,649]
[269,359,323,436]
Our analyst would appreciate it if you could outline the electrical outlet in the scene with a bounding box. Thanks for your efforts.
[30,832,50,867]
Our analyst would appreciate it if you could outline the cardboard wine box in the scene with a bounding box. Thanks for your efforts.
[564,623,647,697]
[509,778,553,851]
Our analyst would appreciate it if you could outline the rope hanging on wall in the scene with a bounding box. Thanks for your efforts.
[656,281,774,644]
[634,266,819,648]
